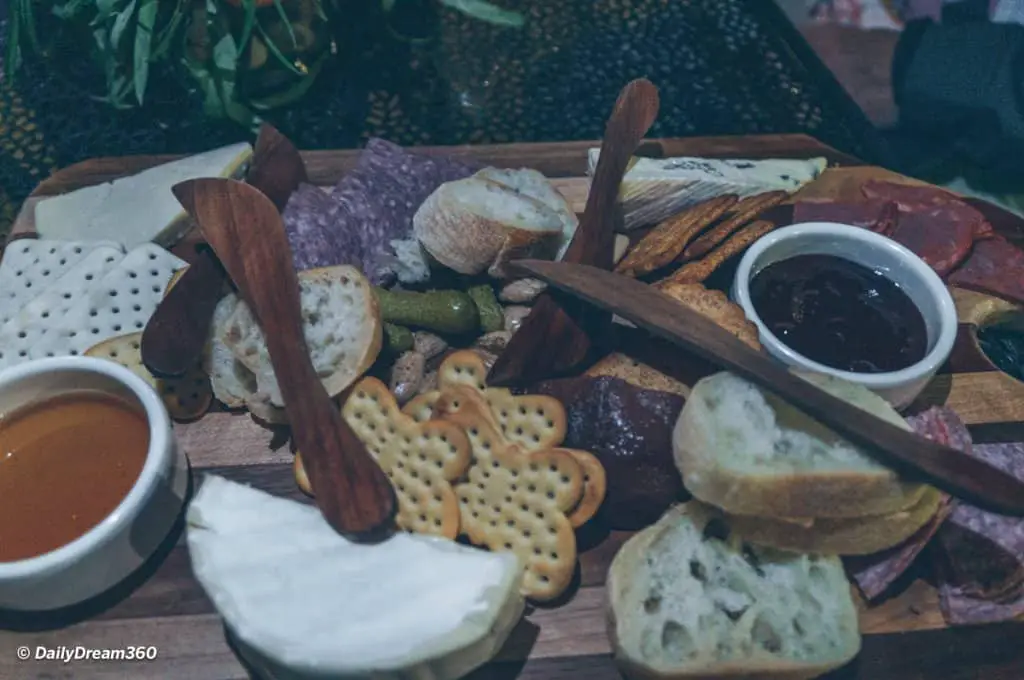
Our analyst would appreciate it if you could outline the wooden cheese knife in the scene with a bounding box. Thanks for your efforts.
[141,123,307,379]
[174,177,397,541]
[510,259,1024,516]
[487,78,660,387]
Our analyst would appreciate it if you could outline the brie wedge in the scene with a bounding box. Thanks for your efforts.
[35,142,253,249]
[187,476,525,680]
[588,150,827,230]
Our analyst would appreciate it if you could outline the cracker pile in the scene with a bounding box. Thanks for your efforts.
[297,350,608,601]
[615,191,787,285]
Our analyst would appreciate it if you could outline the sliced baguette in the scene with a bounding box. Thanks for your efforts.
[475,167,579,259]
[413,175,564,278]
[722,487,945,556]
[607,503,861,680]
[216,265,382,409]
[673,371,928,519]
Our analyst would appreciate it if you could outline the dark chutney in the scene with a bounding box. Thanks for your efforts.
[977,322,1024,383]
[749,254,928,373]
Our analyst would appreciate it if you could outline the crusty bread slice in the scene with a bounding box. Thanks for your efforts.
[674,371,927,519]
[215,265,382,409]
[586,353,691,397]
[475,167,579,260]
[721,486,945,556]
[607,503,860,680]
[413,176,564,278]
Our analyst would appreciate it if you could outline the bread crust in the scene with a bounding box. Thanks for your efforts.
[673,373,927,518]
[413,178,562,276]
[607,504,859,680]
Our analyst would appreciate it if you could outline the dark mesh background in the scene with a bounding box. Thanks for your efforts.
[0,0,887,235]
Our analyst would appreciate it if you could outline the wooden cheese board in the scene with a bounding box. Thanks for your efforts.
[1,134,1024,680]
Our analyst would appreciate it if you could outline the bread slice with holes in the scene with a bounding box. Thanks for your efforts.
[413,175,565,278]
[607,503,861,680]
[474,167,579,260]
[673,371,929,519]
[215,265,382,410]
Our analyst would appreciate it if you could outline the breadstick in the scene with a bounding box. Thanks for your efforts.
[678,190,788,262]
[615,195,738,277]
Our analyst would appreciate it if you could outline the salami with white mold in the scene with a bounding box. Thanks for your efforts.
[281,184,362,272]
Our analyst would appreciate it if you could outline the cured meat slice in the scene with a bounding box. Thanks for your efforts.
[936,548,1024,625]
[947,237,1024,305]
[862,180,995,240]
[282,184,362,272]
[791,200,898,236]
[845,407,960,600]
[333,139,478,283]
[886,209,975,277]
[283,138,478,285]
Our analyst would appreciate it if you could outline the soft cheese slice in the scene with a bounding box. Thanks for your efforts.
[187,476,525,680]
[34,142,252,248]
[0,239,123,326]
[587,150,827,230]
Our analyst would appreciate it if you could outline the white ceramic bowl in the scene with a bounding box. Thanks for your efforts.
[0,357,188,611]
[731,222,958,409]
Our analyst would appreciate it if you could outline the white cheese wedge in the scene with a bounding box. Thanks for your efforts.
[587,150,827,230]
[187,476,525,680]
[34,142,253,248]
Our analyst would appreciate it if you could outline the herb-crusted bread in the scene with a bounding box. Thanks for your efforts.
[607,503,861,680]
[673,371,928,519]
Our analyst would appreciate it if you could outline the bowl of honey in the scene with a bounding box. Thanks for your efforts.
[732,222,958,409]
[0,356,188,611]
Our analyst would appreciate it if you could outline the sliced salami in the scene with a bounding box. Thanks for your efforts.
[862,179,995,240]
[282,184,362,272]
[947,237,1024,305]
[845,407,963,600]
[332,139,478,284]
[936,541,1024,625]
[887,207,978,277]
[791,200,898,236]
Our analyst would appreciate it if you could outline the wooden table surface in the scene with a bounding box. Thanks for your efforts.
[1,134,1023,679]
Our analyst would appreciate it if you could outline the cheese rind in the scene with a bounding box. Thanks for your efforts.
[186,476,525,680]
[588,151,827,230]
[34,142,253,248]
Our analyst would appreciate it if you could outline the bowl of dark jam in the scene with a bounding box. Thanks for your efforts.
[732,222,957,409]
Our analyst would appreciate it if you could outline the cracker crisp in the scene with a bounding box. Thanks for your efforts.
[295,377,472,539]
[656,219,776,285]
[84,332,212,421]
[403,350,607,529]
[434,386,583,600]
[615,195,738,277]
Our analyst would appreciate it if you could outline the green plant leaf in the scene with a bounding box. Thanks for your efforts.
[249,51,327,110]
[256,22,304,75]
[93,0,124,26]
[151,3,186,60]
[134,0,158,104]
[4,7,22,79]
[237,0,259,58]
[381,0,396,13]
[438,0,525,27]
[271,0,298,48]
[19,0,41,52]
[52,0,95,20]
[111,0,138,50]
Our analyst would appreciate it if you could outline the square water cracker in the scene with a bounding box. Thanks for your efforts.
[0,245,127,367]
[65,243,187,355]
[0,240,124,326]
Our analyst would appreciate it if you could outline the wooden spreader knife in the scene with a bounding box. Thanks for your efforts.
[141,123,307,379]
[487,78,660,387]
[510,259,1024,516]
[173,177,397,541]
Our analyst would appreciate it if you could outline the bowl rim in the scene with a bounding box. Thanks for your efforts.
[0,356,172,579]
[733,221,959,389]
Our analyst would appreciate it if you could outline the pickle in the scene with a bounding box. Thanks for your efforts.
[374,288,479,335]
[383,323,414,354]
[467,285,504,333]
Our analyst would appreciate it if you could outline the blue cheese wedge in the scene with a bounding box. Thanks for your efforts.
[187,476,525,680]
[34,142,253,249]
[587,150,827,230]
